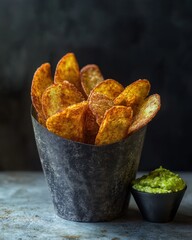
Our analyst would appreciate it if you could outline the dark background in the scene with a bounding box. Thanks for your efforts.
[0,0,192,171]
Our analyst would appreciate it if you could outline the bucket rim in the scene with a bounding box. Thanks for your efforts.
[31,105,147,148]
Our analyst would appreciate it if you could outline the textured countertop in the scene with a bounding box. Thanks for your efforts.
[0,172,191,240]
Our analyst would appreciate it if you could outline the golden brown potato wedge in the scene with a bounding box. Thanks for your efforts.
[128,94,161,135]
[31,52,161,145]
[37,112,47,127]
[88,92,114,125]
[80,64,104,96]
[46,101,88,142]
[54,53,81,91]
[89,79,124,100]
[42,80,85,119]
[114,79,151,111]
[95,106,133,145]
[31,63,53,115]
[84,107,99,144]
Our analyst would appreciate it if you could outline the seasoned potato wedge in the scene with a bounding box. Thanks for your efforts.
[89,79,124,100]
[88,92,114,125]
[80,64,104,96]
[42,81,85,119]
[37,112,47,127]
[46,101,88,142]
[95,106,133,145]
[54,53,81,91]
[84,107,99,144]
[128,94,161,135]
[114,79,150,111]
[31,63,53,116]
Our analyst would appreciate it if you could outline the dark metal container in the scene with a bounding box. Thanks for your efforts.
[31,109,146,222]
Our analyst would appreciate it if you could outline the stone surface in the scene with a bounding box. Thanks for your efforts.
[0,172,192,240]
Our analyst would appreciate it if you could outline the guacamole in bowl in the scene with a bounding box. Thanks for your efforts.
[131,166,187,222]
[132,166,186,194]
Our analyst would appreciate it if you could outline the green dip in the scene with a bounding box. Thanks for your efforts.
[132,166,186,193]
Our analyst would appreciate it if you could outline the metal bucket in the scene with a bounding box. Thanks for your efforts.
[31,108,146,222]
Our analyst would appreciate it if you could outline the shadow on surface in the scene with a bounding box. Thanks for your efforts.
[111,208,143,223]
[174,213,192,224]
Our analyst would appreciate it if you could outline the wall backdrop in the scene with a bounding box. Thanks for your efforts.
[0,0,192,171]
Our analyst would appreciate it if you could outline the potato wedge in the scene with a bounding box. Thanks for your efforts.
[128,94,161,135]
[89,79,124,100]
[88,92,114,125]
[31,63,53,115]
[46,101,88,142]
[42,80,85,119]
[37,112,47,127]
[114,79,151,111]
[54,53,81,91]
[84,107,99,144]
[95,106,133,145]
[80,64,104,96]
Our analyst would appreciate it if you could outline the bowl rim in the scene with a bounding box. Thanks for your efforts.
[130,184,187,196]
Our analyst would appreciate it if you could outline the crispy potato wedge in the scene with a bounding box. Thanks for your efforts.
[84,107,99,144]
[31,63,53,115]
[42,80,85,119]
[89,79,124,100]
[95,106,133,145]
[114,79,151,111]
[128,94,161,135]
[54,53,81,91]
[37,112,47,127]
[31,51,161,145]
[46,101,88,142]
[80,64,104,96]
[88,92,114,125]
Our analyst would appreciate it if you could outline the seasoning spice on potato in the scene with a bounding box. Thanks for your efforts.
[88,92,114,125]
[128,94,161,135]
[31,62,53,117]
[80,64,104,96]
[36,112,47,127]
[114,79,151,111]
[54,53,82,91]
[31,52,161,145]
[84,107,99,144]
[95,106,133,145]
[42,80,85,119]
[89,79,124,101]
[46,101,88,142]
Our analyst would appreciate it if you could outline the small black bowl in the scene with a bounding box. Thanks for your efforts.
[131,185,187,223]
